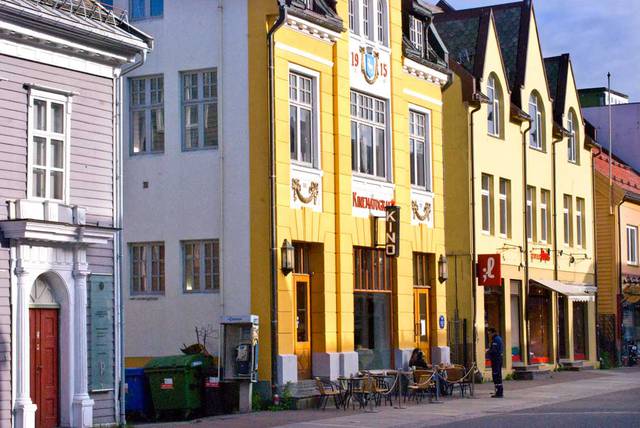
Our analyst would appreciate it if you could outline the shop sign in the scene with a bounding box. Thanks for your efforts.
[476,254,501,287]
[351,176,395,217]
[385,206,400,257]
[531,248,551,262]
[353,192,394,211]
[89,275,114,392]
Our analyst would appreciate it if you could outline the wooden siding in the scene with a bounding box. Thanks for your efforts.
[0,53,117,424]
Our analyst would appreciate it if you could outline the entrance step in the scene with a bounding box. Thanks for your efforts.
[285,379,321,410]
[513,365,552,380]
[559,360,594,371]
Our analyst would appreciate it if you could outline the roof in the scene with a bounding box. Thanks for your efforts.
[543,54,570,124]
[593,148,640,197]
[434,1,532,107]
[579,87,629,99]
[0,0,152,54]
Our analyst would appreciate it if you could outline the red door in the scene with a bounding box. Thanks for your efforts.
[30,308,59,428]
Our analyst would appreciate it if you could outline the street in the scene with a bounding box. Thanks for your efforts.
[140,368,640,428]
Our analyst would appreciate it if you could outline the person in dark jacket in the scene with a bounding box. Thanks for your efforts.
[486,327,504,398]
[409,348,429,369]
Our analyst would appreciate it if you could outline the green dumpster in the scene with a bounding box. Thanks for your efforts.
[144,354,212,417]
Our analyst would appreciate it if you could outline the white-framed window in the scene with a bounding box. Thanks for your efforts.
[576,198,585,248]
[628,225,639,265]
[567,110,578,163]
[526,186,536,241]
[28,89,71,202]
[182,69,218,150]
[529,93,543,150]
[182,240,220,292]
[409,15,424,54]
[409,109,432,191]
[563,195,572,246]
[130,75,164,154]
[499,178,510,237]
[349,0,357,32]
[350,0,387,46]
[540,189,550,244]
[130,242,165,295]
[350,91,388,179]
[131,0,163,20]
[289,72,318,167]
[481,174,493,234]
[487,75,501,137]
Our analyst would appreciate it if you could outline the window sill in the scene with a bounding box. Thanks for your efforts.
[481,230,491,236]
[129,295,163,300]
[130,150,164,157]
[568,160,580,166]
[411,186,433,197]
[352,172,393,187]
[182,145,218,152]
[130,15,164,22]
[487,132,503,140]
[348,32,389,51]
[183,290,220,294]
[291,162,323,176]
[529,146,546,154]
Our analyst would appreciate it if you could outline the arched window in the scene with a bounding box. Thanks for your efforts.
[529,93,544,150]
[567,110,579,163]
[377,0,385,44]
[349,0,387,46]
[487,75,502,137]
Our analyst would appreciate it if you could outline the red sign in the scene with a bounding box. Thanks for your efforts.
[531,249,551,262]
[352,192,394,211]
[160,378,174,390]
[477,254,501,287]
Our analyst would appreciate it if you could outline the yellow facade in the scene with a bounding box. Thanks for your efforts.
[440,4,597,375]
[249,1,449,383]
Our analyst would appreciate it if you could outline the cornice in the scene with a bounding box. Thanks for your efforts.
[285,16,341,43]
[402,57,449,87]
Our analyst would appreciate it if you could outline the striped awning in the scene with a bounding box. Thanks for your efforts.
[531,279,596,302]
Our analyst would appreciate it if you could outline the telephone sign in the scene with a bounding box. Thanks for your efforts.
[477,254,501,287]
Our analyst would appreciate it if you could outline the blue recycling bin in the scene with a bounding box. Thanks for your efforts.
[125,368,152,417]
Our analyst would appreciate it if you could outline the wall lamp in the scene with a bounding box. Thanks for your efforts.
[281,239,294,276]
[438,254,449,284]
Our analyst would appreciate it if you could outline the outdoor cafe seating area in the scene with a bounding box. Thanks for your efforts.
[314,364,477,411]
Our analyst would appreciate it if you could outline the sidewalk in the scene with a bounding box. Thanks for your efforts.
[137,368,640,428]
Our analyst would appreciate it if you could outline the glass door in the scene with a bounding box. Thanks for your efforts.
[293,274,311,379]
[414,288,430,361]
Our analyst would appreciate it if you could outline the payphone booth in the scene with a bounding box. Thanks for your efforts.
[219,315,259,412]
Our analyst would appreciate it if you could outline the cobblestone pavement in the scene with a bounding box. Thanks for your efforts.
[136,367,640,428]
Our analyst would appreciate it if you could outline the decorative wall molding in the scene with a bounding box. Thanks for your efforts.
[290,165,323,212]
[411,190,434,227]
[285,16,341,43]
[403,58,449,87]
[292,178,319,205]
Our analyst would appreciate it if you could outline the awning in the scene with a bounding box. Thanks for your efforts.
[531,279,596,302]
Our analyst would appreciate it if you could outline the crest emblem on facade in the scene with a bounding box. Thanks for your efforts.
[360,47,380,84]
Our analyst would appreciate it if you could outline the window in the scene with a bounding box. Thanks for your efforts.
[130,76,164,154]
[354,247,392,370]
[567,110,578,163]
[628,226,638,265]
[350,0,387,45]
[351,91,388,178]
[413,253,433,287]
[131,0,163,20]
[28,90,69,201]
[409,15,424,54]
[349,0,357,31]
[529,94,543,150]
[576,198,585,248]
[481,174,493,234]
[498,178,510,237]
[130,242,164,295]
[540,190,550,243]
[289,72,317,167]
[487,76,501,137]
[182,69,218,150]
[409,110,431,191]
[563,195,572,246]
[526,186,536,241]
[182,240,220,292]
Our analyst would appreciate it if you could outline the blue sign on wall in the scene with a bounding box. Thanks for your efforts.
[439,315,445,329]
[89,275,115,391]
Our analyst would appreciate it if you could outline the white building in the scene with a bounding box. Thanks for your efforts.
[110,0,252,365]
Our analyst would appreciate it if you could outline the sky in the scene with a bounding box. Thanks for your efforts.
[446,0,640,101]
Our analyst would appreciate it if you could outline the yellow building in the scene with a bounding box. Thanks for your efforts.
[248,0,452,385]
[435,1,597,377]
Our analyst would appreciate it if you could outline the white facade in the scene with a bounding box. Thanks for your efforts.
[113,0,251,359]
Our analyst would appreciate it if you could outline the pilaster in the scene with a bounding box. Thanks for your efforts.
[14,263,36,428]
[71,266,94,427]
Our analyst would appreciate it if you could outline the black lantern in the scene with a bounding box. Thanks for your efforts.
[438,254,448,284]
[281,239,295,275]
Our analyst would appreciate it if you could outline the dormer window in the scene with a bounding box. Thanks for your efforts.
[349,0,388,46]
[487,75,502,137]
[409,15,424,54]
[528,93,544,150]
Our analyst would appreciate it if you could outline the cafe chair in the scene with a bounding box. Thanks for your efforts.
[315,377,342,410]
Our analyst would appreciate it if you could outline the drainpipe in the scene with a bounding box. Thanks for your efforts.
[115,50,147,426]
[267,0,288,394]
[217,0,225,323]
[468,101,482,370]
[591,143,601,365]
[521,117,532,366]
[551,131,563,366]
